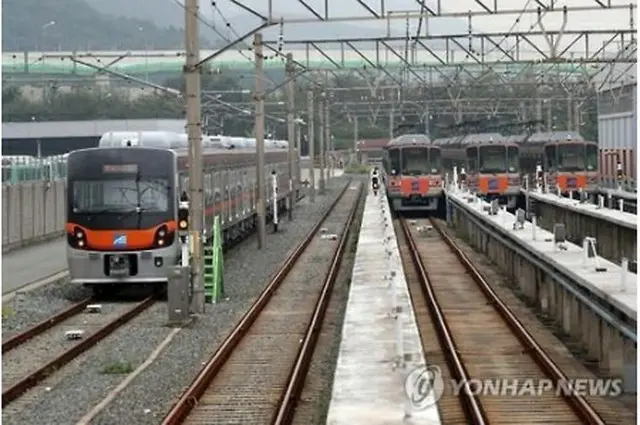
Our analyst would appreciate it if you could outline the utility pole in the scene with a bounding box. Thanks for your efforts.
[324,98,331,180]
[254,33,266,249]
[307,90,316,202]
[285,53,295,221]
[318,91,325,194]
[185,0,205,313]
[353,116,359,165]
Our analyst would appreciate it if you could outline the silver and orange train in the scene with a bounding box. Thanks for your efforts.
[66,131,297,293]
[434,133,521,208]
[381,134,444,212]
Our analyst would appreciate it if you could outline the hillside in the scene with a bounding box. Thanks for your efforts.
[84,0,468,48]
[2,0,210,51]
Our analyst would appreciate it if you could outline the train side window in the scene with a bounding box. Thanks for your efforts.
[466,147,478,173]
[544,145,556,170]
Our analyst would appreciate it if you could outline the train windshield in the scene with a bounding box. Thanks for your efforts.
[72,179,170,213]
[585,144,598,171]
[557,143,587,172]
[428,148,441,175]
[401,147,429,175]
[507,146,519,173]
[67,148,175,230]
[387,148,401,175]
[479,145,507,173]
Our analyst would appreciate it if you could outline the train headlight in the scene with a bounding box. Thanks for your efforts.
[68,227,87,249]
[154,225,174,248]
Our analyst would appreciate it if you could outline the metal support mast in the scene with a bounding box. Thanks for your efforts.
[324,98,331,180]
[318,92,325,194]
[307,90,316,202]
[254,33,266,249]
[286,53,295,221]
[184,0,204,314]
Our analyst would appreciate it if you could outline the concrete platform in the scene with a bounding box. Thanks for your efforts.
[598,187,637,202]
[523,190,636,267]
[325,188,442,425]
[525,190,636,229]
[447,189,636,378]
[1,237,67,294]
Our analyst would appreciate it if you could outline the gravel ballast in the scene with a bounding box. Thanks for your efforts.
[2,178,351,425]
[2,279,91,342]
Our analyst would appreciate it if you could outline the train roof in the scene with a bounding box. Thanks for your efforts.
[386,134,432,147]
[524,131,586,143]
[432,133,506,147]
[98,131,290,151]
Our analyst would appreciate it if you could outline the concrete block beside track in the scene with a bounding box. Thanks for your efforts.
[2,179,66,253]
[446,190,637,381]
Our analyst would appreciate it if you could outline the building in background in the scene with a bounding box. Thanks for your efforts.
[597,76,636,190]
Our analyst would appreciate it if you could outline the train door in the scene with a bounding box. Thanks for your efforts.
[544,144,557,189]
[466,146,478,190]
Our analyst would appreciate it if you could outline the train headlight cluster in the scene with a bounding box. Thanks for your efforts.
[68,227,87,249]
[154,225,174,248]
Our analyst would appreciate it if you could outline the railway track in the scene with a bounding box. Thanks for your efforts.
[2,293,158,407]
[160,181,363,425]
[395,217,635,425]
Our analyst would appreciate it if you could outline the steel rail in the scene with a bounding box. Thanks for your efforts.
[271,182,363,425]
[2,294,157,406]
[160,179,353,425]
[400,218,489,424]
[429,218,607,425]
[2,297,93,353]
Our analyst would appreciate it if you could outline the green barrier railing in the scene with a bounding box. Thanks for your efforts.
[1,155,68,184]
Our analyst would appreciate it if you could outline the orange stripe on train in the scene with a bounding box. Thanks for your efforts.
[477,175,509,194]
[556,174,587,190]
[65,221,177,250]
[399,177,430,196]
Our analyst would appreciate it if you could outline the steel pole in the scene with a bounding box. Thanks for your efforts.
[307,90,315,203]
[318,93,325,194]
[254,33,267,249]
[286,53,295,221]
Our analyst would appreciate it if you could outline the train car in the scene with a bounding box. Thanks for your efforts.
[436,133,520,207]
[382,134,443,212]
[519,132,599,194]
[66,131,294,291]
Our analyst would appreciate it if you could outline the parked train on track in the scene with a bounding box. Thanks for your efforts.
[435,131,600,201]
[434,133,521,208]
[381,134,443,212]
[66,131,297,292]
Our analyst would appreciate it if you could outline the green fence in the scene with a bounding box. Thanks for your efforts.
[2,155,68,184]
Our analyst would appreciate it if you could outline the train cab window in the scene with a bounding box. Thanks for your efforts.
[428,148,441,174]
[507,146,519,173]
[466,147,478,173]
[544,145,557,171]
[586,144,598,171]
[388,149,401,175]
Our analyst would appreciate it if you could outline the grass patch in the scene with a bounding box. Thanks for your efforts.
[101,360,134,374]
[2,305,14,319]
[344,164,371,174]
